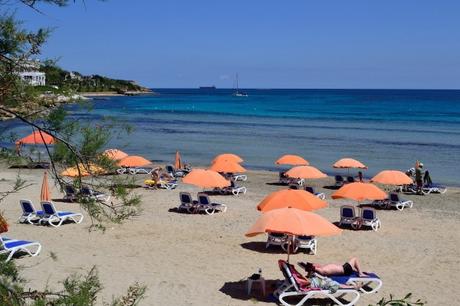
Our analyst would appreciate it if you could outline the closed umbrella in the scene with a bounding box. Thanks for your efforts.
[175,151,183,169]
[40,171,51,202]
[257,189,327,212]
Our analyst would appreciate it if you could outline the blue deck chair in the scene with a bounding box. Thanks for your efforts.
[40,201,84,227]
[304,186,326,200]
[361,208,381,231]
[0,235,42,262]
[18,199,44,224]
[389,193,413,211]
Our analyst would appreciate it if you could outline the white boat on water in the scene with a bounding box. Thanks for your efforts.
[232,73,248,97]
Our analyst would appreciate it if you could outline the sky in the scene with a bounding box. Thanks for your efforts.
[11,0,460,89]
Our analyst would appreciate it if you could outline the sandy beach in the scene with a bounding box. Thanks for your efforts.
[1,166,459,305]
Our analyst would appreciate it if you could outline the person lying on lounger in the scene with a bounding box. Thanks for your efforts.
[300,257,368,277]
[292,266,361,293]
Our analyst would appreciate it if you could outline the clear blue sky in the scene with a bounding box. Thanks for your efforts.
[14,0,460,89]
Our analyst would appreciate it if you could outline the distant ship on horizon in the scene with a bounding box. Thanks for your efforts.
[199,86,216,90]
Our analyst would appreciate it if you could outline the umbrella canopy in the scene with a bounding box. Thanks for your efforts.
[285,166,327,179]
[333,158,367,169]
[40,171,51,202]
[246,207,341,237]
[175,151,183,169]
[275,155,309,166]
[371,170,413,185]
[117,156,151,167]
[210,159,246,173]
[61,163,106,177]
[16,130,55,145]
[332,182,387,202]
[103,149,128,160]
[212,153,244,164]
[257,189,327,212]
[182,169,230,188]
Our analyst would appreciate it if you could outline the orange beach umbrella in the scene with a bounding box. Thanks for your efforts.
[371,170,413,186]
[333,158,367,169]
[275,155,309,166]
[40,171,51,202]
[175,151,183,169]
[61,163,106,177]
[246,207,341,237]
[16,130,55,145]
[285,166,327,179]
[103,149,128,161]
[257,189,327,212]
[182,169,230,188]
[212,153,243,164]
[331,182,387,202]
[117,156,152,167]
[210,159,246,173]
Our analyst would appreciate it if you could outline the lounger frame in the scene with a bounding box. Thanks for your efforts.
[0,236,42,262]
[40,201,84,227]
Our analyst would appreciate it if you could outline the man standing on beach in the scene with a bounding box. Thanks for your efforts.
[415,162,424,195]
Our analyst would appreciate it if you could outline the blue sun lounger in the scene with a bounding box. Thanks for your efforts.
[0,235,42,262]
[18,199,45,224]
[329,272,382,294]
[40,201,84,227]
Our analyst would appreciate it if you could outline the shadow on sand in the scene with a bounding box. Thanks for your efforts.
[219,279,280,304]
[240,242,289,254]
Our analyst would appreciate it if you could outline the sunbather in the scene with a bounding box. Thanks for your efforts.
[301,257,367,277]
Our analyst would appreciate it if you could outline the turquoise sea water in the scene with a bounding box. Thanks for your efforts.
[2,89,460,185]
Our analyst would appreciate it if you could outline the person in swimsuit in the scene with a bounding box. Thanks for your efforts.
[302,257,367,277]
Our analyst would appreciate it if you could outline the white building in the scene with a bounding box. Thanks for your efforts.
[19,71,46,86]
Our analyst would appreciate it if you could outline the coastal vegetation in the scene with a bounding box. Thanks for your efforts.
[1,0,146,303]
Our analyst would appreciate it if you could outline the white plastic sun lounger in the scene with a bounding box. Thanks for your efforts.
[18,199,45,224]
[339,205,359,229]
[178,192,198,213]
[266,232,289,249]
[304,187,326,200]
[39,201,84,227]
[0,235,42,262]
[197,193,227,215]
[360,208,381,231]
[388,193,413,211]
[274,260,360,306]
[294,236,317,255]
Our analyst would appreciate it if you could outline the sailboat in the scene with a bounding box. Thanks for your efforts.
[232,73,248,97]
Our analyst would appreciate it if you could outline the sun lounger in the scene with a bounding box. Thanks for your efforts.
[304,186,326,200]
[360,208,381,231]
[335,175,345,187]
[18,199,44,224]
[116,167,129,174]
[197,193,227,215]
[294,235,317,255]
[346,176,356,183]
[422,183,447,194]
[218,180,247,196]
[274,260,360,306]
[329,272,382,294]
[63,185,78,202]
[266,232,289,249]
[39,201,84,227]
[158,179,178,190]
[178,192,198,213]
[80,186,111,203]
[233,174,247,181]
[0,235,42,262]
[280,172,304,186]
[166,164,185,178]
[339,205,360,229]
[388,193,413,210]
[129,167,154,175]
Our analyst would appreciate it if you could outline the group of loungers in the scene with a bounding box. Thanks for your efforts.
[339,206,381,231]
[266,233,317,255]
[177,192,227,215]
[274,260,382,306]
[1,200,83,262]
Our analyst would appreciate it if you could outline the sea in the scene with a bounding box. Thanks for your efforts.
[1,89,460,185]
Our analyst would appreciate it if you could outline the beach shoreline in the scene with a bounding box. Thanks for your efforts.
[1,165,459,305]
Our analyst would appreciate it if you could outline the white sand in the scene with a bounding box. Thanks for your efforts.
[1,167,459,305]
